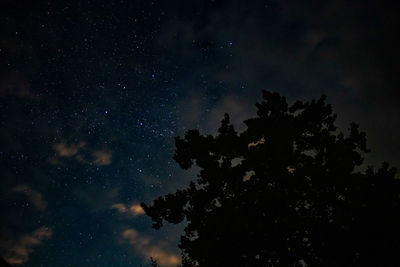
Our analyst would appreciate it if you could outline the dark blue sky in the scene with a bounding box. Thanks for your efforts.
[1,0,399,266]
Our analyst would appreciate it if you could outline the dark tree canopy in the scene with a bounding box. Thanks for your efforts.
[0,257,11,267]
[142,91,399,266]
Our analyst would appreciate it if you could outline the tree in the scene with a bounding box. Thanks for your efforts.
[0,257,12,267]
[149,257,160,267]
[142,91,400,266]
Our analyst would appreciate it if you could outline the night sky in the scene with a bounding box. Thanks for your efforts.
[0,1,399,266]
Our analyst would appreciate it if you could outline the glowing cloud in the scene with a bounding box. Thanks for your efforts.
[92,150,112,166]
[111,203,128,213]
[50,142,113,166]
[121,229,180,267]
[53,142,85,158]
[111,203,145,216]
[129,203,145,216]
[3,227,53,265]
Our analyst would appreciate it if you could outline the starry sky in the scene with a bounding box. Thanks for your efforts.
[0,0,399,266]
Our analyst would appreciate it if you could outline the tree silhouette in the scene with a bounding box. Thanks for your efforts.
[149,257,160,267]
[0,257,11,267]
[142,91,399,266]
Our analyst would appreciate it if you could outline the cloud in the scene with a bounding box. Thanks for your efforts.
[177,91,207,130]
[111,203,145,216]
[50,142,113,166]
[3,227,53,265]
[164,0,400,169]
[207,94,254,133]
[92,150,112,166]
[12,185,46,211]
[121,228,180,267]
[53,141,85,158]
[176,92,255,135]
[111,203,128,213]
[129,203,146,216]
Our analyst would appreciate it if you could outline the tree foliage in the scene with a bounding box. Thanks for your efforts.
[149,257,160,267]
[142,91,399,266]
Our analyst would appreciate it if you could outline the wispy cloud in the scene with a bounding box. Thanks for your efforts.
[177,92,254,135]
[121,228,180,267]
[111,203,145,216]
[92,150,112,166]
[111,203,128,213]
[54,141,85,158]
[207,94,254,133]
[3,227,53,265]
[50,142,112,166]
[12,185,46,211]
